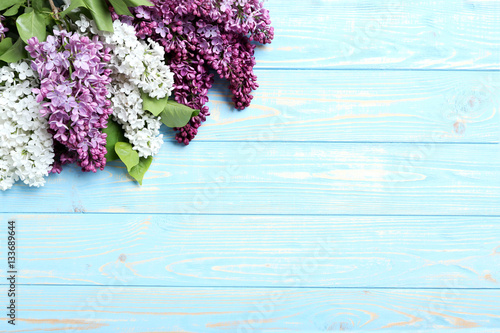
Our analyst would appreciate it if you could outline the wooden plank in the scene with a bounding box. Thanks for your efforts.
[0,143,499,215]
[2,214,499,288]
[259,0,500,69]
[2,286,499,332]
[200,70,500,143]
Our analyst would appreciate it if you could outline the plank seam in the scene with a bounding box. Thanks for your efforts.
[4,284,500,290]
[253,68,500,72]
[3,212,500,217]
[166,141,500,145]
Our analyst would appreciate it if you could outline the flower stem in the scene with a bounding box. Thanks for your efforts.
[48,0,60,20]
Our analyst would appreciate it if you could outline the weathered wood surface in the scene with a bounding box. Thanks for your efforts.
[1,143,499,215]
[1,286,499,332]
[1,0,500,331]
[259,0,500,69]
[198,70,500,143]
[1,214,498,288]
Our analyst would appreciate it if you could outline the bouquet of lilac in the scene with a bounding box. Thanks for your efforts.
[0,0,273,190]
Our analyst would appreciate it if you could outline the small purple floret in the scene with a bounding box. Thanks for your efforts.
[0,15,8,39]
[113,0,274,144]
[26,30,113,173]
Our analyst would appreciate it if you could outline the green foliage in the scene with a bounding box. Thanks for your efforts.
[82,0,113,31]
[122,0,153,7]
[160,100,200,128]
[141,92,199,128]
[59,0,151,31]
[0,0,159,184]
[115,142,140,172]
[0,0,24,11]
[59,0,84,16]
[31,0,48,12]
[3,4,21,16]
[141,92,169,117]
[129,156,153,185]
[0,38,27,63]
[0,38,13,55]
[1,0,152,59]
[103,118,126,161]
[16,8,48,43]
[114,142,153,185]
[108,0,132,16]
[58,0,113,31]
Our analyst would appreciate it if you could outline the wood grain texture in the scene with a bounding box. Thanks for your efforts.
[260,0,500,69]
[1,286,499,332]
[199,70,500,143]
[1,143,499,215]
[2,0,500,331]
[2,214,499,288]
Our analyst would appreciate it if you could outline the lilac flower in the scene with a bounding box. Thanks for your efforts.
[46,83,73,106]
[26,29,112,173]
[117,0,274,144]
[0,15,8,39]
[155,22,168,38]
[135,6,151,19]
[74,53,90,71]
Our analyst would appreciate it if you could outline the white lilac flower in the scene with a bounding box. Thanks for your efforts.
[0,62,54,191]
[108,77,164,157]
[75,16,175,158]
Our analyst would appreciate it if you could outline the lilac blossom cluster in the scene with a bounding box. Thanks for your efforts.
[26,29,113,173]
[75,16,175,158]
[0,15,8,39]
[0,61,54,190]
[0,1,273,190]
[116,0,274,144]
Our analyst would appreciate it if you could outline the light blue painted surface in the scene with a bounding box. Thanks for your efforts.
[2,214,499,288]
[1,0,500,331]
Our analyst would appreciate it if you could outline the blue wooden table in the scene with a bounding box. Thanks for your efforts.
[2,0,500,331]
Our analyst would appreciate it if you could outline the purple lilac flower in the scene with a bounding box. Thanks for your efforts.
[113,0,274,144]
[0,15,8,39]
[26,29,113,173]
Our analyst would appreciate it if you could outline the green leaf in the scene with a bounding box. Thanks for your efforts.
[32,0,45,12]
[59,0,84,16]
[82,0,113,32]
[115,142,140,172]
[129,156,153,185]
[103,118,126,161]
[43,10,54,26]
[160,100,200,128]
[0,0,23,11]
[0,38,27,63]
[0,38,13,56]
[16,10,48,43]
[3,4,21,16]
[115,141,153,185]
[108,0,132,16]
[141,92,169,117]
[122,0,153,7]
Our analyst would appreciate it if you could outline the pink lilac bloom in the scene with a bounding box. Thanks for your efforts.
[26,29,113,173]
[0,15,8,39]
[113,0,273,144]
